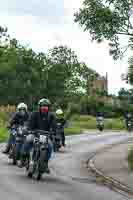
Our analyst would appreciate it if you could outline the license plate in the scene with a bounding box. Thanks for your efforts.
[39,135,47,143]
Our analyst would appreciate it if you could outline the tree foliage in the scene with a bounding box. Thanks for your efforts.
[74,0,133,60]
[0,26,98,109]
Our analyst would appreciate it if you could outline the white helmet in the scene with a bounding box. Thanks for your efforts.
[17,103,28,111]
[56,109,63,116]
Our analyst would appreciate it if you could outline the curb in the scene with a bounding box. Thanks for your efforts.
[87,140,133,198]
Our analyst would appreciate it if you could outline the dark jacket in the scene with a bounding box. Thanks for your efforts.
[54,118,66,129]
[124,113,133,122]
[9,112,29,127]
[28,111,55,132]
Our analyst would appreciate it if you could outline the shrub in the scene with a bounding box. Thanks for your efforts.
[0,127,8,142]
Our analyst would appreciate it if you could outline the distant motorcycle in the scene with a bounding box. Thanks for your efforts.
[25,130,53,180]
[127,120,133,132]
[97,117,104,132]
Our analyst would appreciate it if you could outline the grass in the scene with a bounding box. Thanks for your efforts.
[65,115,125,135]
[128,146,133,170]
[0,111,9,142]
[0,127,8,142]
[0,111,126,138]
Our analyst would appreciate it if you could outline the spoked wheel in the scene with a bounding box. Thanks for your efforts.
[9,145,17,165]
[26,159,34,178]
[33,162,42,181]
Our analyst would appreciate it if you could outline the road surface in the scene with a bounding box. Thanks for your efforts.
[0,132,131,200]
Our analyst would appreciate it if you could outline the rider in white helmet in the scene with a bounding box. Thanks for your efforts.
[3,102,29,154]
[55,109,66,148]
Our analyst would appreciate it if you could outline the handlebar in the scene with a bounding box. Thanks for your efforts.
[28,130,55,136]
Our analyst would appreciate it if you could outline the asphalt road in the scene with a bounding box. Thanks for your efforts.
[0,132,131,200]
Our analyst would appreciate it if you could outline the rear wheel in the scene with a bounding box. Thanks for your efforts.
[128,126,132,132]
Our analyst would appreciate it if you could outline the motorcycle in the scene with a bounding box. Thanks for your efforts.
[53,123,63,152]
[127,120,133,132]
[8,127,17,165]
[97,117,104,132]
[25,130,52,180]
[9,125,27,165]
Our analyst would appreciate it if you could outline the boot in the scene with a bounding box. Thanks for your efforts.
[45,162,50,174]
[2,145,10,154]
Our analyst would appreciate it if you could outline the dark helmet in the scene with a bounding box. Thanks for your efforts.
[38,98,51,114]
[38,98,51,107]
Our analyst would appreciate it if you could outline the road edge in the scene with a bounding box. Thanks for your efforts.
[87,139,133,197]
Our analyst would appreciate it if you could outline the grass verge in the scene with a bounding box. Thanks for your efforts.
[0,127,8,142]
[65,115,125,135]
[128,146,133,170]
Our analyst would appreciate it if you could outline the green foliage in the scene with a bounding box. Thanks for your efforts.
[0,127,8,142]
[0,27,99,109]
[74,0,133,60]
[65,115,125,135]
[65,127,81,135]
[105,118,125,130]
[128,57,133,85]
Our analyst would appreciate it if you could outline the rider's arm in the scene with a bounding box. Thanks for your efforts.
[27,112,37,131]
[9,113,19,127]
[49,113,56,132]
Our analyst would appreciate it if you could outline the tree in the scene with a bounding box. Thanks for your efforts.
[74,0,133,60]
[78,62,99,95]
[48,46,82,106]
[0,26,102,112]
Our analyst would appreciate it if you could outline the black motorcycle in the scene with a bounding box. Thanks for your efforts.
[53,123,63,152]
[97,117,104,132]
[8,127,17,165]
[26,130,52,180]
[9,125,27,165]
[127,120,133,132]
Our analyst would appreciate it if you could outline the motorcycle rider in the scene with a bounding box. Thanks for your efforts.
[20,98,55,173]
[96,112,104,126]
[3,102,29,154]
[124,111,133,129]
[96,112,104,121]
[55,109,66,148]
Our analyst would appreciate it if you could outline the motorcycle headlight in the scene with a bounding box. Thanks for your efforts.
[18,128,23,135]
[39,135,47,143]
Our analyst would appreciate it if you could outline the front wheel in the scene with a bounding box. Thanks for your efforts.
[99,126,103,131]
[9,145,17,165]
[128,126,132,132]
[32,161,42,180]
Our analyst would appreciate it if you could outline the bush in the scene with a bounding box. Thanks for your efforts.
[0,127,8,142]
[0,112,9,127]
[65,127,81,135]
[128,146,133,170]
[105,118,124,130]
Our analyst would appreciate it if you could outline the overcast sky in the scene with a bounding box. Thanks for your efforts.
[0,0,131,94]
